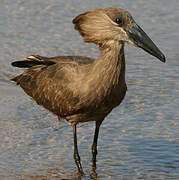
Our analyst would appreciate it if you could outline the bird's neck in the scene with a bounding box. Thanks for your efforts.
[91,41,126,86]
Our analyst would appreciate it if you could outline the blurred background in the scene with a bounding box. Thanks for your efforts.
[0,0,178,179]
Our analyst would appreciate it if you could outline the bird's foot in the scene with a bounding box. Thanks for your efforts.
[74,153,84,175]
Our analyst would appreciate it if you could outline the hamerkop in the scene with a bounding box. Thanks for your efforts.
[11,8,165,174]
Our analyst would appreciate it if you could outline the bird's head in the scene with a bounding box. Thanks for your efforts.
[73,7,165,62]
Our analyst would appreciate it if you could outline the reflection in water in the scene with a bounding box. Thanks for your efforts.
[24,167,99,180]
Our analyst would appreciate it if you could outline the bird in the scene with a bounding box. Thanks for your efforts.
[11,7,166,174]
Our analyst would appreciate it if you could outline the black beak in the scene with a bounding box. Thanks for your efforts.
[125,24,166,63]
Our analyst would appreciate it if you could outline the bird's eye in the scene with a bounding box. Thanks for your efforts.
[115,18,122,26]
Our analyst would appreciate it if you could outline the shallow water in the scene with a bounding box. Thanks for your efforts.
[0,0,179,179]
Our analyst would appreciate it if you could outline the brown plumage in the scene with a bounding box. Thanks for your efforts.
[11,7,165,174]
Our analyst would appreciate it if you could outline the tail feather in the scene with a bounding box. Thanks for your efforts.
[11,75,22,84]
[11,60,44,68]
[11,55,55,84]
[11,55,55,68]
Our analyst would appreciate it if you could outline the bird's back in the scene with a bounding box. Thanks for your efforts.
[11,55,95,117]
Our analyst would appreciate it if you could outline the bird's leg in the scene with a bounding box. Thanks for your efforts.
[91,120,102,169]
[72,123,83,174]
